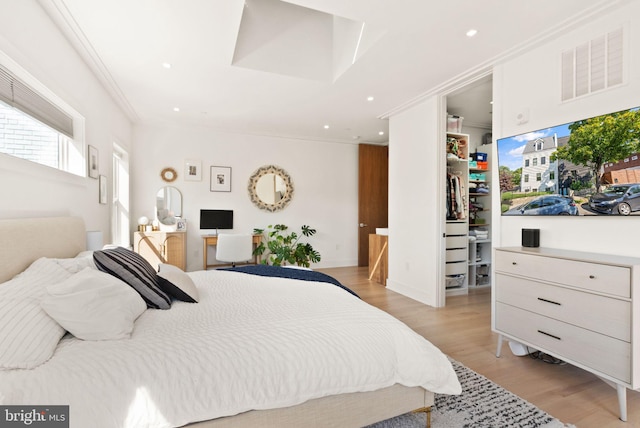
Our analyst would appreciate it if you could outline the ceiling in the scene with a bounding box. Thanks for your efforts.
[39,0,618,145]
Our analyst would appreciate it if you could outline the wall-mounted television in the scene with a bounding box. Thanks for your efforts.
[200,209,233,230]
[497,106,640,216]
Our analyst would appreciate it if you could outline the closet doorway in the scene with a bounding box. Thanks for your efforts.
[444,75,493,298]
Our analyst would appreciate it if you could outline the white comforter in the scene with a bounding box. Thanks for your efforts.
[0,269,460,428]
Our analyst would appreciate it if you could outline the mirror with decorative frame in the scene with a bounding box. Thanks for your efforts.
[248,165,293,212]
[156,186,182,230]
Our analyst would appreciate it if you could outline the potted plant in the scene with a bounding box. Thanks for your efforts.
[253,224,321,267]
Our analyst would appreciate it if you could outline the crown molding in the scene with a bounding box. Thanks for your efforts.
[38,0,139,122]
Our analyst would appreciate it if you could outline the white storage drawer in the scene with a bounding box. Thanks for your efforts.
[446,235,468,249]
[495,250,630,298]
[496,303,630,383]
[496,274,630,342]
[446,222,467,236]
[445,261,467,275]
[446,248,467,262]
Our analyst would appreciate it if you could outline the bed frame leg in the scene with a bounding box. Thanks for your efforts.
[412,406,432,428]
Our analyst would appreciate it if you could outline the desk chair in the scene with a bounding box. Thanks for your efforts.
[216,234,253,267]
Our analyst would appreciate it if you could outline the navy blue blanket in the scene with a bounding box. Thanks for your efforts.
[220,265,359,298]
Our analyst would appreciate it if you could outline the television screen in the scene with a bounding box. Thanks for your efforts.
[497,106,640,216]
[200,209,233,230]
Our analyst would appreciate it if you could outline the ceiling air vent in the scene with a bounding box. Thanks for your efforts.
[561,27,624,102]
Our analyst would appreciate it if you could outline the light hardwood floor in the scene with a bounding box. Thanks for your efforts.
[318,266,640,428]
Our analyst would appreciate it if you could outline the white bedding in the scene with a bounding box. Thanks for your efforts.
[0,268,460,428]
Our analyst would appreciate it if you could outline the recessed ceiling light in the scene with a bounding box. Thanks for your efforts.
[378,131,385,136]
[173,107,180,112]
[162,62,172,69]
[324,125,330,129]
[367,96,374,102]
[466,29,478,37]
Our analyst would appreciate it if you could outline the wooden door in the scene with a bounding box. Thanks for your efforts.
[358,144,388,266]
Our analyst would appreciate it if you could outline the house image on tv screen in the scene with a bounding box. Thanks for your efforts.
[520,134,592,195]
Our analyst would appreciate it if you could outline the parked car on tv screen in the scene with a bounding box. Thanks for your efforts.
[504,195,579,216]
[589,183,640,215]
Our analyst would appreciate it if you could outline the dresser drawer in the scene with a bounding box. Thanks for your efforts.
[446,235,468,249]
[496,303,630,383]
[495,250,630,298]
[446,248,467,262]
[446,222,467,236]
[445,261,467,276]
[496,274,630,342]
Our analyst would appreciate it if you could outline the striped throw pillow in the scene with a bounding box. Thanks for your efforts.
[93,247,171,309]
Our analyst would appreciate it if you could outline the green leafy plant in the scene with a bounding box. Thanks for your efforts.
[253,224,321,267]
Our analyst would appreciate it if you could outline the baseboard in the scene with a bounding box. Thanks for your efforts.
[386,278,437,307]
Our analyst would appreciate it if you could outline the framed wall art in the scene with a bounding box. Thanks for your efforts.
[184,159,202,181]
[88,145,99,179]
[210,166,231,192]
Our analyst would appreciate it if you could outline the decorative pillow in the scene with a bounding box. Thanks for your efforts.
[0,258,72,370]
[41,267,147,340]
[157,264,199,303]
[93,247,171,309]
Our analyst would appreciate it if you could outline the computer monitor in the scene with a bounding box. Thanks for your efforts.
[199,209,233,232]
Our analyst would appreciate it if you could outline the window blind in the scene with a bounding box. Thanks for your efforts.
[0,65,74,139]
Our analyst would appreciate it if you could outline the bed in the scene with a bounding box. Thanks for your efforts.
[0,217,460,428]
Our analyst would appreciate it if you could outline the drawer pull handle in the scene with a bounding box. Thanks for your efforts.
[537,297,561,306]
[589,275,595,279]
[512,262,517,265]
[538,330,561,341]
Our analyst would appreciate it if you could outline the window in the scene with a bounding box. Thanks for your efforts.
[525,159,530,167]
[524,174,529,183]
[541,156,546,165]
[550,171,555,180]
[0,61,84,176]
[112,143,130,247]
[533,158,538,166]
[536,173,541,181]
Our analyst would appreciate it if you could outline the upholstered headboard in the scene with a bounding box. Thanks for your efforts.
[0,217,86,283]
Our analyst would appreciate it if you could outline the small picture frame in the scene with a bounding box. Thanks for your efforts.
[176,218,187,231]
[184,159,202,181]
[99,175,107,204]
[88,145,99,179]
[210,166,231,192]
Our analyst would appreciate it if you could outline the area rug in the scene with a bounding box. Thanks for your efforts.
[367,359,573,428]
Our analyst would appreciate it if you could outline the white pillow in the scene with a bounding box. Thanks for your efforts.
[41,267,147,341]
[53,251,97,273]
[0,258,72,370]
[157,264,199,303]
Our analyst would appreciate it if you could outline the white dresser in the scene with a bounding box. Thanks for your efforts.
[494,246,640,422]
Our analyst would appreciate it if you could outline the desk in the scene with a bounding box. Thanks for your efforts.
[368,234,388,286]
[202,235,262,270]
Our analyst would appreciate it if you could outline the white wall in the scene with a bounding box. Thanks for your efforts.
[131,124,358,271]
[387,97,444,306]
[492,1,640,255]
[0,1,131,236]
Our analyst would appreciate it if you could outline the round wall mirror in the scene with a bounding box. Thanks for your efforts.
[156,186,182,230]
[248,165,293,212]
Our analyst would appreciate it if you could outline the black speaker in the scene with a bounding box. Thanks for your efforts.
[522,228,540,247]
